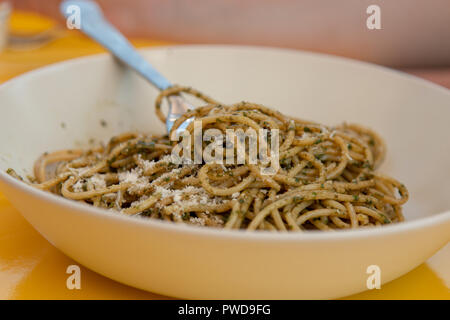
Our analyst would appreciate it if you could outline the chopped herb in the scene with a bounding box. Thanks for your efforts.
[362,161,373,170]
[136,141,155,150]
[353,195,359,201]
[303,127,311,133]
[141,209,152,217]
[380,214,391,224]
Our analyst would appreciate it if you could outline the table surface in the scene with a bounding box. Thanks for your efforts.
[0,12,449,300]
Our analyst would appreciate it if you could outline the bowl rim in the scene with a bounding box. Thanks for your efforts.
[0,44,449,242]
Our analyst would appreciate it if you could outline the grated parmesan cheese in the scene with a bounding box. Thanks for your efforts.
[89,174,106,189]
[231,192,240,199]
[128,177,150,195]
[73,180,84,192]
[118,168,142,184]
[189,217,205,226]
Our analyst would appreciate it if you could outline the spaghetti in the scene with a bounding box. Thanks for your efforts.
[9,86,409,231]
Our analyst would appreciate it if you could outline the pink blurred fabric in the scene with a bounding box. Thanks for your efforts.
[404,68,450,89]
[8,0,450,68]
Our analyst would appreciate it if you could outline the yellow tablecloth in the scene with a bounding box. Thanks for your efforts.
[0,12,449,300]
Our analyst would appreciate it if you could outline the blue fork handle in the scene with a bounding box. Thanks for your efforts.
[61,0,172,91]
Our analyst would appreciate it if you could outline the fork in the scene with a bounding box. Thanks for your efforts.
[60,0,193,136]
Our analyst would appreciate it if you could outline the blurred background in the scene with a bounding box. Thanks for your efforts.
[0,0,449,88]
[0,0,449,300]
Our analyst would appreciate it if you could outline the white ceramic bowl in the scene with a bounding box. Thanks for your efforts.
[0,46,449,299]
